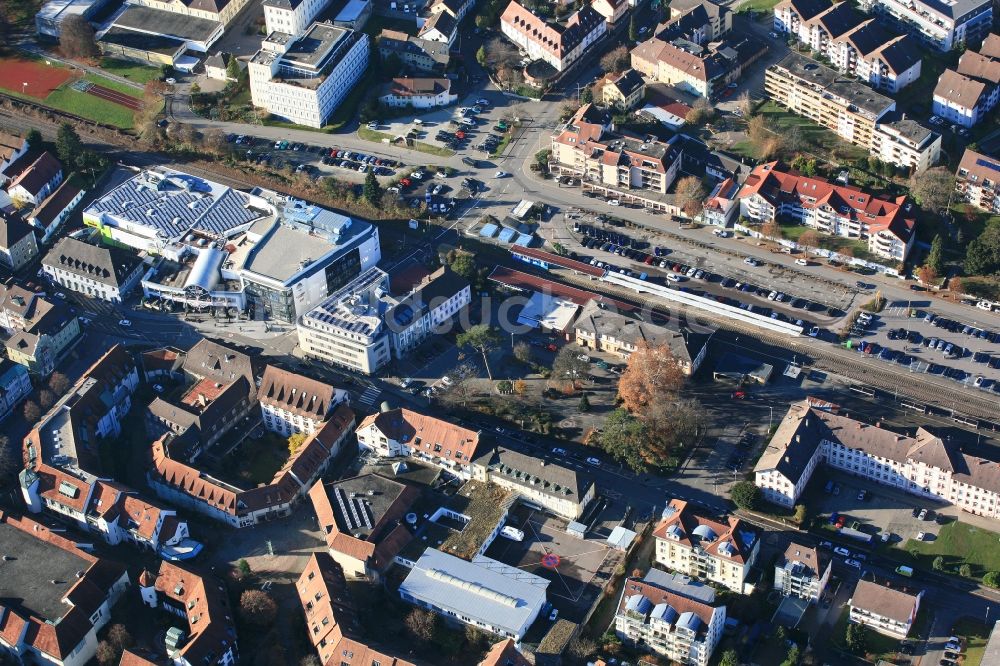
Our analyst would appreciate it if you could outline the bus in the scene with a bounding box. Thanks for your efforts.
[895,565,914,577]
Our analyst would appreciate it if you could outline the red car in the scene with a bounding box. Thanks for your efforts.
[400,178,412,187]
[731,390,746,400]
[644,255,654,265]
[546,343,558,352]
[836,516,847,528]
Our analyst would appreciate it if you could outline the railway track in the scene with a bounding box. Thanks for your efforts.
[539,264,1000,424]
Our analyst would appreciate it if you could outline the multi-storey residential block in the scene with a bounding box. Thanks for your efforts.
[6,151,63,205]
[774,541,832,603]
[849,580,922,638]
[652,499,761,593]
[765,52,940,171]
[258,365,347,436]
[0,282,81,376]
[0,359,31,420]
[0,214,38,272]
[573,300,712,375]
[398,547,550,642]
[859,0,992,51]
[42,237,145,304]
[932,37,1000,127]
[472,446,596,519]
[137,561,238,666]
[500,1,607,72]
[0,131,30,184]
[377,29,450,73]
[418,9,457,45]
[870,118,942,174]
[956,148,1000,214]
[378,77,457,108]
[356,407,482,479]
[550,104,683,210]
[0,512,130,666]
[263,0,329,36]
[669,0,733,38]
[385,266,470,357]
[775,0,922,92]
[702,177,740,227]
[755,400,1000,519]
[249,23,369,128]
[738,162,917,261]
[615,569,726,665]
[601,69,646,110]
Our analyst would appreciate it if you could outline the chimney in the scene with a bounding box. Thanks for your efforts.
[197,393,207,407]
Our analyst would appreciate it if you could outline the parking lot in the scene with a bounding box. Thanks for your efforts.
[484,506,622,623]
[843,299,1000,394]
[226,134,405,183]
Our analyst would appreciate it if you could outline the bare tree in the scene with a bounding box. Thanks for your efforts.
[59,15,99,60]
[761,219,782,240]
[599,46,630,75]
[0,434,21,483]
[239,590,277,626]
[909,167,954,214]
[39,389,56,410]
[485,37,520,70]
[798,229,820,253]
[737,91,754,117]
[202,128,229,156]
[48,371,70,394]
[22,400,41,424]
[674,176,706,217]
[404,608,438,644]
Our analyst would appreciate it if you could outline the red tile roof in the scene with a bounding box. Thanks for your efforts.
[357,408,480,466]
[652,498,758,564]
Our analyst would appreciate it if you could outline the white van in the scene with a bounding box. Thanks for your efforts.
[977,300,995,311]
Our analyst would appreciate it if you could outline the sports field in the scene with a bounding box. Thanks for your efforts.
[0,57,145,129]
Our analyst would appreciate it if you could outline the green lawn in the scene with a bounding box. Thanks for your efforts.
[952,617,990,666]
[222,432,288,487]
[756,100,870,164]
[357,127,455,157]
[831,609,901,662]
[777,222,877,261]
[897,520,1000,580]
[43,86,136,128]
[737,0,782,12]
[98,58,162,85]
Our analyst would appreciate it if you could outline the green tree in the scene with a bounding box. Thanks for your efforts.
[448,252,476,282]
[579,393,591,412]
[780,644,800,666]
[55,123,82,164]
[960,563,973,578]
[730,481,761,511]
[456,324,501,380]
[598,408,650,471]
[927,234,945,276]
[629,14,638,41]
[25,128,41,147]
[476,45,488,68]
[719,649,740,666]
[238,558,252,578]
[984,571,1000,588]
[363,171,382,205]
[965,225,1000,276]
[226,55,241,80]
[287,432,307,455]
[845,622,867,655]
[933,555,945,571]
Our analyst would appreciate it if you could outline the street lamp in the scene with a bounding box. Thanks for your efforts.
[22,82,28,95]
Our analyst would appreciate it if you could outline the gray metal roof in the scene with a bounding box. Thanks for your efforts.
[399,548,549,638]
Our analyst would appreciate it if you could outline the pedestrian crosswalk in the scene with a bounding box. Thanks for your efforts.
[355,385,382,410]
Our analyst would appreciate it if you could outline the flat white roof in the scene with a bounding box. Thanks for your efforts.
[516,291,579,331]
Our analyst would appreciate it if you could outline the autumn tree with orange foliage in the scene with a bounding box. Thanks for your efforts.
[617,341,685,413]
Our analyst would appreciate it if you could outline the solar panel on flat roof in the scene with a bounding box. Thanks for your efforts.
[976,158,1000,173]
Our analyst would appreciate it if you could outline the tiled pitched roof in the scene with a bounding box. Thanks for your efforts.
[259,365,338,420]
[29,180,83,228]
[653,499,759,564]
[934,68,988,109]
[358,408,481,466]
[0,215,34,249]
[851,580,920,623]
[9,152,61,197]
[501,0,605,58]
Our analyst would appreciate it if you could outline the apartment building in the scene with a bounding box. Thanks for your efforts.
[263,0,329,35]
[573,300,712,376]
[137,561,238,666]
[249,23,369,128]
[0,512,130,666]
[418,10,457,45]
[774,541,832,603]
[849,580,922,639]
[297,267,394,374]
[754,400,1000,520]
[0,215,38,272]
[738,161,917,261]
[377,29,450,73]
[615,569,726,666]
[775,0,922,92]
[378,77,457,108]
[631,31,765,99]
[258,365,347,437]
[932,38,1000,127]
[0,131,30,184]
[0,282,81,376]
[500,1,607,72]
[869,117,942,174]
[602,69,646,110]
[27,180,85,243]
[956,148,1000,214]
[702,177,741,227]
[6,151,63,205]
[356,407,482,479]
[472,446,596,519]
[859,0,992,51]
[0,359,31,420]
[42,237,145,304]
[551,104,682,198]
[399,548,550,641]
[669,0,733,38]
[652,499,760,593]
[592,0,629,24]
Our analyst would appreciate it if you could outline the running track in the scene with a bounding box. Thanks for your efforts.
[86,84,143,111]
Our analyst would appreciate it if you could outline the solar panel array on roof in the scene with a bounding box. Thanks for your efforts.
[976,158,1000,173]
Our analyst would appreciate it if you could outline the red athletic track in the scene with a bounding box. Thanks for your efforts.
[85,83,143,111]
